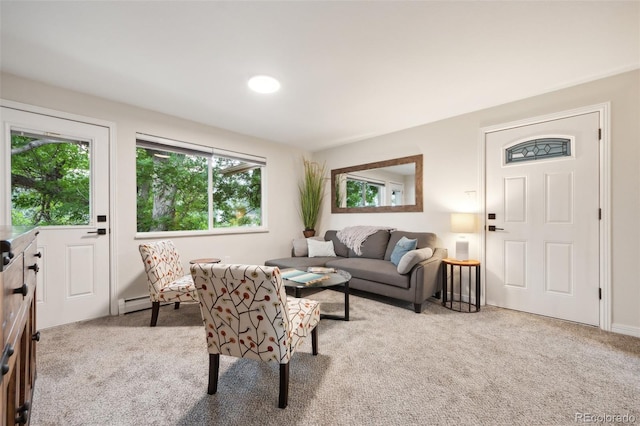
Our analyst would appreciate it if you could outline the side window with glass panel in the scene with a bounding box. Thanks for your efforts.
[11,130,90,226]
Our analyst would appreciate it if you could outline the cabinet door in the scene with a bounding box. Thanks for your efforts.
[17,328,30,424]
[3,342,20,426]
[28,297,37,394]
[2,254,24,349]
[21,241,38,415]
[1,364,6,426]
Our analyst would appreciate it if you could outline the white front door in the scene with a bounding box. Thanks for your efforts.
[485,112,600,326]
[1,107,111,328]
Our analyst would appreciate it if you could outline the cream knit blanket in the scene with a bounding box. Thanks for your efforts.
[337,226,396,256]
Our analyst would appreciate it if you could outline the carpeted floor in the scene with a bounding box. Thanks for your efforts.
[30,289,640,426]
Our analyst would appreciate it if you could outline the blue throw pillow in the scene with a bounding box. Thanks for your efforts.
[390,236,418,266]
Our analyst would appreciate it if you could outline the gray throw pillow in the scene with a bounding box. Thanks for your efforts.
[397,247,434,274]
[292,237,322,257]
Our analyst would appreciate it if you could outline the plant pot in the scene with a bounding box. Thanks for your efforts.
[303,229,316,238]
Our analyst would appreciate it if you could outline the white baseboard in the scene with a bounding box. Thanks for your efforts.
[444,291,476,304]
[611,323,640,338]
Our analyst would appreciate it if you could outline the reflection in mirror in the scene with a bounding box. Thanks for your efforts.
[335,165,413,207]
[331,154,423,213]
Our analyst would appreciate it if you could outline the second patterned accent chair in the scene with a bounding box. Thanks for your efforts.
[190,263,320,409]
[138,240,198,327]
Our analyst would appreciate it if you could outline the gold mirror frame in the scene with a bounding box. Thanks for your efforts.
[331,154,423,213]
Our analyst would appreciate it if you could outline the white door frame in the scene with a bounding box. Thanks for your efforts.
[1,99,119,317]
[479,103,611,331]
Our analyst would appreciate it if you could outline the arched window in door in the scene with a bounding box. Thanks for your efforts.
[505,137,572,164]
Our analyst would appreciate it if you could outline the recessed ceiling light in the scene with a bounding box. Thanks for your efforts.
[248,75,281,94]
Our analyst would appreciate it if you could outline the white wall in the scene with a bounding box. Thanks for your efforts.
[2,70,638,334]
[0,72,309,303]
[313,70,640,334]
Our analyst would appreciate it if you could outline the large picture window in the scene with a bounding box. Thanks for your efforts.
[136,134,265,233]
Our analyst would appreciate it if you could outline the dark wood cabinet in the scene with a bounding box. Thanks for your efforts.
[1,227,39,426]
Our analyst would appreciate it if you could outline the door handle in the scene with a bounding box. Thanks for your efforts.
[87,228,107,235]
[488,225,505,232]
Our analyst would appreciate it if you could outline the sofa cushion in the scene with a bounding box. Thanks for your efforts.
[265,257,334,270]
[384,231,437,261]
[397,247,434,274]
[326,258,411,289]
[390,236,418,266]
[347,230,391,259]
[308,239,337,257]
[324,230,350,258]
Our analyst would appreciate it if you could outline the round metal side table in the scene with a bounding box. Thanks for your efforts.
[442,258,481,312]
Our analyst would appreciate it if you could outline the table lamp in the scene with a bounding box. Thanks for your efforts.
[451,213,476,260]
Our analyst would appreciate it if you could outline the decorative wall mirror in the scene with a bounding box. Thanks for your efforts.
[331,154,423,213]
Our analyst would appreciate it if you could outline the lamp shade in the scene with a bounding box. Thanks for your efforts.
[451,213,476,233]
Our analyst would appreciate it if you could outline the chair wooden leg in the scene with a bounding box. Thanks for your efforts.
[208,354,219,395]
[279,363,289,409]
[150,302,160,327]
[312,326,318,355]
[174,302,180,310]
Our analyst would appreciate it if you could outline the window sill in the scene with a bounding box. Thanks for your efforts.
[135,227,269,240]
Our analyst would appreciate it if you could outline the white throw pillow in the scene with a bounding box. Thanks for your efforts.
[307,239,337,257]
[397,247,434,274]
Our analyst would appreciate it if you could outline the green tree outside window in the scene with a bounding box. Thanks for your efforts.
[346,179,382,208]
[10,133,90,226]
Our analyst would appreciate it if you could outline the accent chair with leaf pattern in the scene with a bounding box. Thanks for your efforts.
[190,263,320,409]
[138,240,198,327]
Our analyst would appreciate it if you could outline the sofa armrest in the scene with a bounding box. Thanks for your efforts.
[410,247,447,305]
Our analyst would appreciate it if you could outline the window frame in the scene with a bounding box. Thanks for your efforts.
[134,133,268,238]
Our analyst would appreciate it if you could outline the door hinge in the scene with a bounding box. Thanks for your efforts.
[598,128,602,140]
[599,288,602,300]
[599,208,602,220]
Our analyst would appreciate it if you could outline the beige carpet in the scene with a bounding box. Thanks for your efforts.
[30,289,640,426]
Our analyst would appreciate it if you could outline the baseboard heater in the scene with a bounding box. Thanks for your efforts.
[118,296,156,315]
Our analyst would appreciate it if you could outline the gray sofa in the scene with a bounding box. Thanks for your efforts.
[265,229,446,313]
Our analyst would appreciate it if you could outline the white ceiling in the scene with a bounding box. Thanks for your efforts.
[1,1,638,151]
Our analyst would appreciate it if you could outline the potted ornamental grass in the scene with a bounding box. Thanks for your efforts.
[299,158,327,237]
